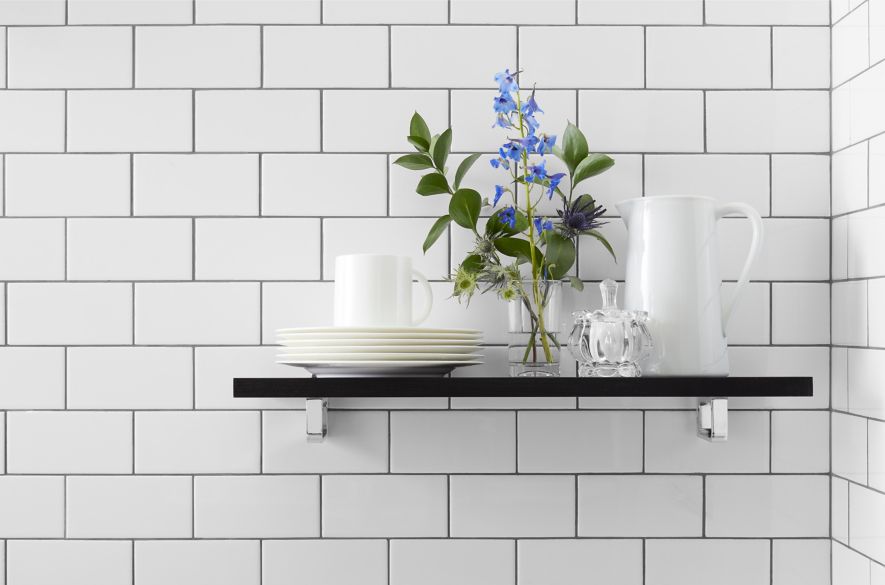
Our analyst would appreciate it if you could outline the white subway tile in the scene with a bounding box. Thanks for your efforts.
[390,411,515,472]
[7,283,132,345]
[262,154,387,216]
[644,154,770,215]
[450,475,574,537]
[646,410,769,472]
[136,540,259,585]
[773,27,830,89]
[5,154,130,216]
[579,475,702,536]
[68,347,192,409]
[833,216,849,280]
[848,62,885,145]
[719,218,829,281]
[0,91,64,152]
[832,83,851,151]
[196,90,319,151]
[0,1,64,23]
[323,475,447,537]
[723,282,771,345]
[261,281,333,342]
[645,539,770,585]
[872,134,885,207]
[136,411,260,474]
[578,90,704,152]
[196,0,320,23]
[832,0,851,21]
[194,475,319,537]
[832,412,868,483]
[69,0,192,23]
[0,347,64,409]
[705,0,829,23]
[850,483,885,564]
[577,218,626,280]
[265,26,387,87]
[264,540,387,585]
[833,4,870,86]
[578,0,702,23]
[452,0,573,22]
[393,26,514,88]
[833,347,849,411]
[771,155,831,216]
[135,282,259,345]
[706,475,829,537]
[875,563,885,585]
[8,27,131,88]
[7,412,131,474]
[518,539,643,585]
[771,282,830,344]
[0,415,4,473]
[323,218,449,278]
[68,90,192,152]
[68,218,192,280]
[263,411,388,472]
[849,206,885,278]
[137,26,259,88]
[771,410,830,473]
[67,476,192,538]
[729,346,830,409]
[833,142,869,215]
[195,218,320,280]
[0,219,64,280]
[195,346,306,410]
[323,90,447,151]
[874,0,885,63]
[6,540,132,585]
[871,419,885,491]
[833,476,849,544]
[832,542,871,585]
[706,91,830,153]
[0,477,64,537]
[450,89,576,152]
[647,27,770,89]
[390,540,514,585]
[832,280,868,346]
[134,154,258,216]
[521,27,643,88]
[517,411,642,472]
[422,281,510,343]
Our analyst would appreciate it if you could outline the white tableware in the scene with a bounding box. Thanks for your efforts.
[617,195,763,376]
[333,254,433,327]
[275,338,481,347]
[277,326,480,335]
[277,352,482,361]
[289,363,481,377]
[276,332,482,341]
[275,344,481,354]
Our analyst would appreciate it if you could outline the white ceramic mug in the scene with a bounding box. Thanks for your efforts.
[333,254,433,327]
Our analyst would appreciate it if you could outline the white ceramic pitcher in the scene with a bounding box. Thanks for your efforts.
[616,195,763,376]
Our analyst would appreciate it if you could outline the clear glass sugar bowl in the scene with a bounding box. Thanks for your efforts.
[568,279,653,377]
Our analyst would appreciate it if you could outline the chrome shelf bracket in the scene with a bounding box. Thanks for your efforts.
[305,397,328,442]
[697,397,728,441]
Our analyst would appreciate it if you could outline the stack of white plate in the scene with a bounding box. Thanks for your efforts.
[276,327,484,377]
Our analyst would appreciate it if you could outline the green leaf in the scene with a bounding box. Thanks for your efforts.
[422,215,451,253]
[461,254,484,273]
[559,122,589,175]
[393,153,434,171]
[416,173,450,196]
[494,237,540,264]
[485,208,528,236]
[572,153,615,187]
[584,229,617,261]
[409,112,431,145]
[454,153,482,190]
[572,193,597,210]
[449,188,482,230]
[407,135,429,152]
[543,232,576,280]
[569,276,585,291]
[432,128,452,171]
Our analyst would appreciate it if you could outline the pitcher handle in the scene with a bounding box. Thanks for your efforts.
[411,269,434,326]
[715,202,764,332]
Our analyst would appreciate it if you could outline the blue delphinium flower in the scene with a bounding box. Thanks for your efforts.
[526,160,547,183]
[534,217,553,236]
[498,206,517,228]
[493,185,506,206]
[524,113,540,135]
[495,69,519,93]
[521,91,543,116]
[538,133,556,155]
[493,92,516,114]
[546,172,566,199]
[501,142,523,161]
[517,134,540,153]
[490,157,510,170]
[493,113,514,129]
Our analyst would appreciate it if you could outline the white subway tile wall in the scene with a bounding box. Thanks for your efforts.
[0,0,845,583]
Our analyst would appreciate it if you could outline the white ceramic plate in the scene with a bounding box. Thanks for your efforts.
[276,326,481,335]
[275,338,483,347]
[277,352,482,361]
[293,363,481,377]
[276,345,482,354]
[276,359,483,366]
[277,332,482,341]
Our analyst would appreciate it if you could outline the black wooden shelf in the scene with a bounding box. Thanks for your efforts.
[233,376,813,399]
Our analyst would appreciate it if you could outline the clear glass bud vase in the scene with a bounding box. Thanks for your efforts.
[507,279,562,377]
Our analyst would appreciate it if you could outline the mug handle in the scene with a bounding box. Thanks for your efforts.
[411,269,434,326]
[715,202,764,333]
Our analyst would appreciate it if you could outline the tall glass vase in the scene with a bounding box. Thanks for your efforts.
[507,279,562,377]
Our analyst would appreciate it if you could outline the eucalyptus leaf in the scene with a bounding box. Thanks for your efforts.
[393,153,435,171]
[454,153,482,190]
[560,122,589,175]
[416,173,450,196]
[407,135,429,152]
[461,254,484,273]
[572,153,615,187]
[569,276,585,291]
[449,188,482,230]
[543,231,576,280]
[422,215,451,253]
[432,128,452,171]
[409,112,431,144]
[494,237,540,264]
[585,229,617,261]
